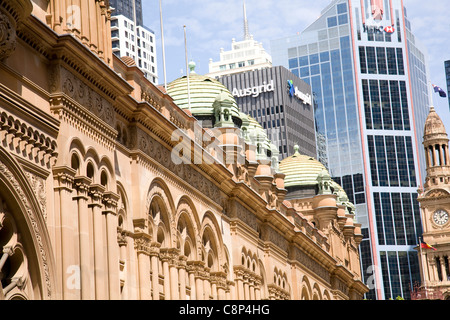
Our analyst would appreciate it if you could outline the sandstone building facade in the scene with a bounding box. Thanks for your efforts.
[414,107,450,300]
[0,0,367,300]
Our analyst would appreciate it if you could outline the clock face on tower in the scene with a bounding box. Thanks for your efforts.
[433,209,449,226]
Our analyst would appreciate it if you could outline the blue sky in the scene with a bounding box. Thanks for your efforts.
[142,0,450,127]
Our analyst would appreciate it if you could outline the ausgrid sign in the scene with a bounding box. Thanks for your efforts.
[287,80,312,106]
[232,80,274,98]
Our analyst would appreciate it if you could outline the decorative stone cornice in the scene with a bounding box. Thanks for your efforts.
[102,191,120,215]
[0,0,33,60]
[88,184,105,205]
[52,166,76,191]
[73,176,92,198]
[133,233,152,256]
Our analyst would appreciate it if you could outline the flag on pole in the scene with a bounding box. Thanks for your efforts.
[432,84,447,98]
[420,240,437,251]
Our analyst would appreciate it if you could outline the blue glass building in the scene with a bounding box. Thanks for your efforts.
[271,0,430,300]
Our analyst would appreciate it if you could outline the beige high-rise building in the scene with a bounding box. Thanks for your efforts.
[0,0,367,300]
[414,107,450,300]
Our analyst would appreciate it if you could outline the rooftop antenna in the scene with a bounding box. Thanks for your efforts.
[159,0,167,89]
[243,0,251,40]
[184,25,191,112]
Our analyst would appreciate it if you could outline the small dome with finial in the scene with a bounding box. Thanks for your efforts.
[188,60,196,74]
[424,106,448,139]
[279,145,330,188]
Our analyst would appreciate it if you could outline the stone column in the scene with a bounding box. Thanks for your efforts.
[73,176,92,300]
[439,145,444,166]
[150,243,161,300]
[228,281,235,300]
[243,274,250,300]
[255,279,262,300]
[134,233,152,300]
[187,264,196,300]
[88,184,107,299]
[203,268,211,300]
[191,261,205,300]
[160,249,171,300]
[249,276,256,300]
[445,144,450,165]
[440,256,447,282]
[117,229,128,298]
[53,166,77,300]
[178,256,188,300]
[103,191,120,299]
[168,249,180,300]
[429,257,438,282]
[234,267,245,300]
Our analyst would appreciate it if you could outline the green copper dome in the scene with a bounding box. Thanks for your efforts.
[279,145,330,188]
[166,70,240,123]
[241,115,272,160]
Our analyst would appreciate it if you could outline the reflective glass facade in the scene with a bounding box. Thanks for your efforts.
[271,0,429,300]
[110,0,143,26]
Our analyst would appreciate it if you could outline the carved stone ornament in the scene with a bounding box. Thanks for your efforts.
[0,11,16,60]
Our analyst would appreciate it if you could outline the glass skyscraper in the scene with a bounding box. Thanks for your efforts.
[271,0,430,300]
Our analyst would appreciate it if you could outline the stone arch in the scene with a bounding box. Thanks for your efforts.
[300,276,312,300]
[200,212,224,273]
[146,179,176,247]
[258,260,268,299]
[68,138,86,163]
[116,182,130,230]
[175,197,200,261]
[99,156,115,189]
[312,283,322,300]
[0,146,56,299]
[323,289,331,300]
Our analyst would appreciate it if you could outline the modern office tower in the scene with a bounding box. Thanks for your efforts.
[271,0,430,300]
[219,66,316,160]
[207,0,272,79]
[446,60,450,110]
[110,0,158,84]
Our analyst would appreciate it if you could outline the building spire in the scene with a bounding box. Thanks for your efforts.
[243,0,251,40]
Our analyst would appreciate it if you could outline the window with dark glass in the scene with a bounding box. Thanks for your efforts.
[405,136,417,187]
[327,16,338,28]
[376,47,387,74]
[289,58,298,69]
[366,47,377,74]
[380,80,393,130]
[401,193,416,245]
[359,47,367,74]
[373,193,385,245]
[381,193,395,245]
[395,136,409,187]
[399,81,410,130]
[396,48,405,75]
[299,56,309,67]
[380,252,391,299]
[391,193,406,245]
[388,252,402,299]
[390,81,403,130]
[385,136,399,186]
[374,138,388,187]
[362,80,372,129]
[387,48,397,75]
[370,80,382,129]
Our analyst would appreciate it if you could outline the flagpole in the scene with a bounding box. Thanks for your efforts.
[184,25,191,112]
[159,0,167,89]
[418,237,428,298]
[428,80,434,108]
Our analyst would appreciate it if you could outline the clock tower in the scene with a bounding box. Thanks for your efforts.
[416,106,450,300]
